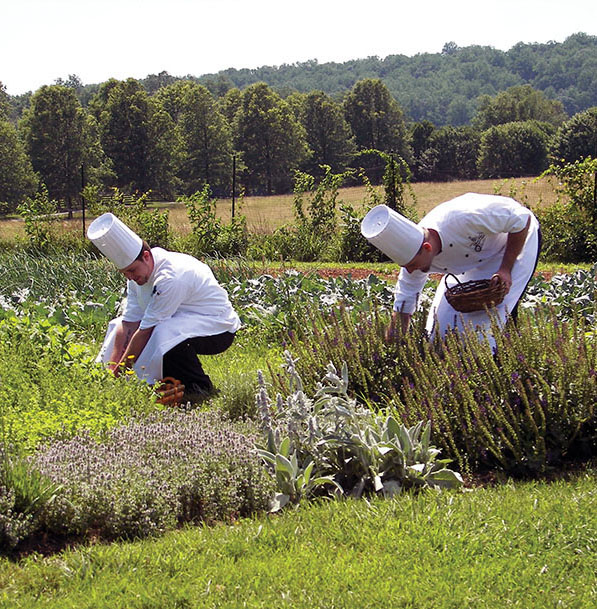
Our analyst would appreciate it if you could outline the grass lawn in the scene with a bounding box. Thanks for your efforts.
[1,471,595,608]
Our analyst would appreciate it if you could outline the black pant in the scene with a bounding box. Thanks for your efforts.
[162,331,235,392]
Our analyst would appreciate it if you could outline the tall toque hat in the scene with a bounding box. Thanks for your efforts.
[360,204,424,266]
[87,213,142,269]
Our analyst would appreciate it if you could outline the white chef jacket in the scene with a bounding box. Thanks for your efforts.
[97,248,241,384]
[393,193,540,344]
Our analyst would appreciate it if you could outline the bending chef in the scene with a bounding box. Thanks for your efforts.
[361,193,541,346]
[88,213,241,401]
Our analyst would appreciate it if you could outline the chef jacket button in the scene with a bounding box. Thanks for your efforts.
[465,254,469,257]
[449,243,453,247]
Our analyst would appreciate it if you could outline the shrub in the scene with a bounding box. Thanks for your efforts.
[87,187,172,249]
[279,301,597,477]
[179,186,248,257]
[16,186,60,251]
[535,158,597,262]
[33,410,274,540]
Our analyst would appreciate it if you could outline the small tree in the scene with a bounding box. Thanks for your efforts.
[478,121,553,178]
[543,157,597,222]
[549,107,597,165]
[536,157,597,261]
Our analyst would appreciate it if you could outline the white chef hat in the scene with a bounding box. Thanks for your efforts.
[87,213,143,269]
[360,204,424,266]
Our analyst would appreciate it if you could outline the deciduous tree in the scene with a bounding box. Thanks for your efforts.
[0,120,37,211]
[473,84,567,130]
[93,78,177,196]
[158,82,234,195]
[19,85,87,213]
[234,82,309,195]
[343,79,411,163]
[549,106,597,164]
[298,90,355,177]
[477,120,553,178]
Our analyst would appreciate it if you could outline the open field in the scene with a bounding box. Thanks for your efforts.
[0,176,559,241]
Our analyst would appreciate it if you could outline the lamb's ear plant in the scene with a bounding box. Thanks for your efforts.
[256,352,462,511]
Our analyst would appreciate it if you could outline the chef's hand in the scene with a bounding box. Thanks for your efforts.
[108,362,121,377]
[490,269,512,292]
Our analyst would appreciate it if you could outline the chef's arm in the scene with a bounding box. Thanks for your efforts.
[112,327,154,376]
[493,217,531,290]
[115,326,155,375]
[108,320,140,372]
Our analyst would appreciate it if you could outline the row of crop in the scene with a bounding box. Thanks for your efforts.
[1,254,597,552]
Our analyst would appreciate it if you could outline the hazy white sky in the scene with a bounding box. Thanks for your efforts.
[2,0,596,95]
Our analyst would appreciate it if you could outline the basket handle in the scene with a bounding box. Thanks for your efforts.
[444,273,462,287]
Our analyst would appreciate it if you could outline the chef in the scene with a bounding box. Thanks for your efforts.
[87,212,241,400]
[361,193,541,346]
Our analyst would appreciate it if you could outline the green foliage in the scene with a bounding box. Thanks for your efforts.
[523,264,597,323]
[233,82,309,195]
[473,84,567,131]
[156,81,234,195]
[257,353,461,509]
[0,120,37,212]
[417,126,481,181]
[549,106,597,164]
[543,156,597,220]
[88,187,171,248]
[478,121,553,178]
[281,302,597,477]
[228,270,395,343]
[92,78,177,197]
[535,200,597,262]
[18,85,88,207]
[536,157,597,261]
[343,79,412,162]
[16,186,60,251]
[178,185,248,257]
[0,313,157,452]
[298,90,356,176]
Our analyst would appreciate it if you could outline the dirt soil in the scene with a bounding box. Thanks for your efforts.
[295,267,559,282]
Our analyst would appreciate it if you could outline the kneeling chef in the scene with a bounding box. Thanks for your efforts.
[88,212,241,401]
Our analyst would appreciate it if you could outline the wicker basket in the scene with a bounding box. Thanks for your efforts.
[444,273,508,313]
[156,376,185,406]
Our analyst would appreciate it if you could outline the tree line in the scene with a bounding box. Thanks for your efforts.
[1,73,597,213]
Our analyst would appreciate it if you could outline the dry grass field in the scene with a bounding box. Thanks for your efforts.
[0,176,559,241]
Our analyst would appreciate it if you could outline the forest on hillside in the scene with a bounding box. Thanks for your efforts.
[1,32,596,209]
[6,32,597,126]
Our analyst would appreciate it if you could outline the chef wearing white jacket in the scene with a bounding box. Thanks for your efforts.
[361,193,541,346]
[88,213,241,397]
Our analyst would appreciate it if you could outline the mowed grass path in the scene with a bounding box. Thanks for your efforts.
[0,176,558,240]
[2,472,595,608]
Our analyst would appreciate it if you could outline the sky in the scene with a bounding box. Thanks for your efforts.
[2,0,596,96]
